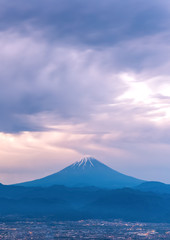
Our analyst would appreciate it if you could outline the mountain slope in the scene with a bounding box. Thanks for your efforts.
[0,185,170,222]
[135,181,170,194]
[16,157,144,188]
[85,188,170,222]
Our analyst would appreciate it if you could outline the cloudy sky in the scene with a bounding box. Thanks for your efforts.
[1,0,170,184]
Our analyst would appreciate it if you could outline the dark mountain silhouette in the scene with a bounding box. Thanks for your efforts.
[84,188,170,222]
[0,184,170,222]
[16,157,144,188]
[135,181,170,194]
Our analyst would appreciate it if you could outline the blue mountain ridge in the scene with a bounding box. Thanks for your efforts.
[16,157,144,188]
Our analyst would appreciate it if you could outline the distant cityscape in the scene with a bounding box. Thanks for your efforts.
[0,217,170,239]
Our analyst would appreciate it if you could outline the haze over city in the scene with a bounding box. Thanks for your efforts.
[0,0,170,184]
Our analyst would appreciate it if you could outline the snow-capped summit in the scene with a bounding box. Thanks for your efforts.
[72,156,97,169]
[17,157,145,188]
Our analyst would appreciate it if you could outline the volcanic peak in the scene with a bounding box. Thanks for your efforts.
[71,156,97,169]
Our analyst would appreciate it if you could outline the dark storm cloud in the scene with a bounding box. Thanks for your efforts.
[0,32,126,132]
[0,0,170,132]
[0,0,169,46]
[0,0,168,75]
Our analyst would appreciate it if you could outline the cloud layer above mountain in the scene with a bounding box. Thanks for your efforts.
[1,0,170,183]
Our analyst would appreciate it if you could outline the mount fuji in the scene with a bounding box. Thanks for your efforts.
[17,157,144,189]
